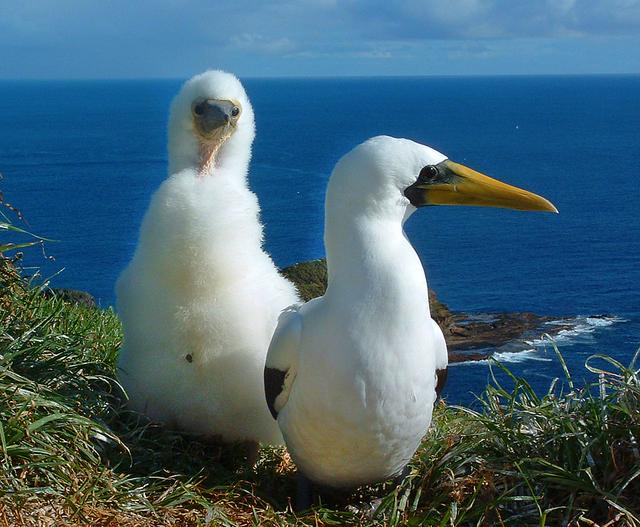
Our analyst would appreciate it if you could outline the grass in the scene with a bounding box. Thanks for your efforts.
[1,202,639,525]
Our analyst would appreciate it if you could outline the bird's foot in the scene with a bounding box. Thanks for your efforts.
[295,467,411,512]
[295,473,356,511]
[295,472,315,511]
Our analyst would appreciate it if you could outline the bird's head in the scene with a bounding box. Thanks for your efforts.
[328,136,557,222]
[168,70,255,177]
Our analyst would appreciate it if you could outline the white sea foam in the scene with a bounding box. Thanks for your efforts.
[451,348,554,366]
[453,315,627,366]
[526,315,627,347]
[493,348,553,363]
[585,316,623,327]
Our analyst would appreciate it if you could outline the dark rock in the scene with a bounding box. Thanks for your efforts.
[442,311,557,352]
[282,259,563,364]
[43,288,97,309]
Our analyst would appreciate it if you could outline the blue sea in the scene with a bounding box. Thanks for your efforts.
[1,76,639,406]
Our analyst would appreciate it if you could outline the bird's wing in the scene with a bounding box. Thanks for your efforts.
[264,304,303,420]
[430,318,449,398]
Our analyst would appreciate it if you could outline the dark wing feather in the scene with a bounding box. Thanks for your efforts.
[435,367,448,398]
[264,368,287,419]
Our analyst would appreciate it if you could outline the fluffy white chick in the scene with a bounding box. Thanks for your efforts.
[117,71,299,447]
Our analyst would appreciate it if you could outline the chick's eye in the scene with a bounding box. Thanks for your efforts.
[231,106,240,117]
[193,102,205,116]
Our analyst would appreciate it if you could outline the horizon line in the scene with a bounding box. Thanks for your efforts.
[1,72,639,82]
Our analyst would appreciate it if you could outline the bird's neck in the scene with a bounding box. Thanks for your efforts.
[169,135,252,180]
[324,210,430,311]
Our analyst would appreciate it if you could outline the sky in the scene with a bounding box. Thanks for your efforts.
[1,0,639,79]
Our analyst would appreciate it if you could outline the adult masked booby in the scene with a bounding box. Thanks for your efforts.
[117,71,299,447]
[265,136,556,496]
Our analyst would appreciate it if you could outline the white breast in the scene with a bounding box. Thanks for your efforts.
[278,234,438,487]
[117,170,299,443]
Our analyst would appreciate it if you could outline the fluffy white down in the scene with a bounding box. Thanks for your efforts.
[269,136,448,488]
[116,71,299,444]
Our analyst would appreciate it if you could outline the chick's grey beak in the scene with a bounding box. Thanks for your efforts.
[192,99,234,136]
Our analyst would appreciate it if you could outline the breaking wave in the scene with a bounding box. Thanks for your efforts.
[526,315,628,347]
[452,315,627,366]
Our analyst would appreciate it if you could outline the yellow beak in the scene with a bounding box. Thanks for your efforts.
[407,160,558,213]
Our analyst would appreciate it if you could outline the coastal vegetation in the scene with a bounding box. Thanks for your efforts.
[1,200,639,526]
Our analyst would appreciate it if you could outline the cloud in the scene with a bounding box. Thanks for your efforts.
[3,1,639,51]
[340,0,640,41]
[0,0,638,77]
[228,34,296,54]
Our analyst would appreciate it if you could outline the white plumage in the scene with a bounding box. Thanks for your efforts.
[265,136,556,490]
[117,70,299,445]
[266,137,443,488]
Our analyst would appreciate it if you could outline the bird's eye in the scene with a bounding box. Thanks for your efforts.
[193,102,206,116]
[420,165,439,181]
[231,106,240,117]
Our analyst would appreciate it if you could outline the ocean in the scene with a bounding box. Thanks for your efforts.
[1,75,638,406]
